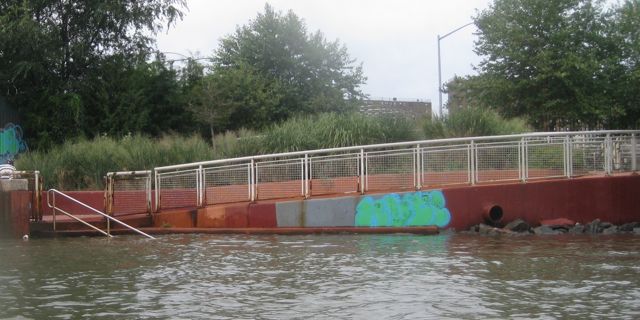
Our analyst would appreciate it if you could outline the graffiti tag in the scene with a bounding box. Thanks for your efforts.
[0,123,28,164]
[355,190,451,227]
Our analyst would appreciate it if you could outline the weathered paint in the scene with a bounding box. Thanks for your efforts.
[154,208,195,228]
[275,200,304,227]
[303,196,358,227]
[355,190,451,228]
[225,204,249,228]
[32,174,640,234]
[196,206,225,228]
[247,203,277,228]
[0,191,30,238]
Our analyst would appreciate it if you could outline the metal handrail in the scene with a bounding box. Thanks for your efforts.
[155,130,640,172]
[106,130,639,211]
[46,189,155,239]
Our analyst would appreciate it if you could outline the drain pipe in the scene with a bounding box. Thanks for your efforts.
[483,205,504,226]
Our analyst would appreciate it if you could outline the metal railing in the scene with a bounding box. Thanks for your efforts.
[104,171,152,216]
[47,189,155,239]
[106,130,638,212]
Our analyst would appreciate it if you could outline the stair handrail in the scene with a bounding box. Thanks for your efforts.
[46,189,155,239]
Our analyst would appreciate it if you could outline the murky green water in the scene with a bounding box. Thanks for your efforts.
[1,233,639,319]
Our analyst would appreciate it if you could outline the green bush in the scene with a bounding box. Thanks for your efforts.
[423,107,530,139]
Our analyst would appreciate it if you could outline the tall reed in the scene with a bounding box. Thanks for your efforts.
[423,107,530,139]
[16,113,419,190]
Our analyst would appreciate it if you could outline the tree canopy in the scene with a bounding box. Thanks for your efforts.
[0,0,187,149]
[189,4,366,131]
[452,0,639,130]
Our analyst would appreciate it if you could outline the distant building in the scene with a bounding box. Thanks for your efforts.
[359,98,432,120]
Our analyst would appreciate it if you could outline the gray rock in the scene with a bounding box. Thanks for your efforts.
[478,223,513,235]
[533,225,562,235]
[600,222,613,229]
[569,224,585,234]
[504,219,530,232]
[619,222,640,232]
[586,219,602,234]
[602,226,619,235]
[633,227,640,235]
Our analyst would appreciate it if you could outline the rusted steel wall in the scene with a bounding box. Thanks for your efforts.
[37,175,640,231]
[444,175,640,230]
[0,191,31,238]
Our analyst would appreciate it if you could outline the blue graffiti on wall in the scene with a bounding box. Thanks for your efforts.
[355,190,451,228]
[0,123,28,164]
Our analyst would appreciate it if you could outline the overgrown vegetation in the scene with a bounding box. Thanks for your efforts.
[451,0,640,130]
[17,113,419,190]
[423,107,530,139]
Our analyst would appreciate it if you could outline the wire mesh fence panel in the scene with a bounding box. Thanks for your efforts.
[158,170,198,209]
[256,158,303,200]
[112,177,149,216]
[204,163,251,205]
[309,153,360,196]
[421,144,470,186]
[366,149,415,191]
[611,135,635,173]
[525,137,566,180]
[570,135,606,176]
[476,141,520,183]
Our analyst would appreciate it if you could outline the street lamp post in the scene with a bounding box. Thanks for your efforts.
[437,22,474,116]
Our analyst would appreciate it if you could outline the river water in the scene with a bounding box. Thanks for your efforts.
[1,233,639,319]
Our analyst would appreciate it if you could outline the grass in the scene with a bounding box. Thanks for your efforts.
[423,107,530,139]
[16,113,419,190]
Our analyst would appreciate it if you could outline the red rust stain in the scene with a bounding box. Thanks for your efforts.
[224,204,249,228]
[540,218,575,227]
[196,206,225,228]
[153,209,194,228]
[247,203,277,228]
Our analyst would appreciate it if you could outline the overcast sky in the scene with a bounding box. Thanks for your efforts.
[157,0,493,115]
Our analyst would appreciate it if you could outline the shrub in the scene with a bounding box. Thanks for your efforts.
[423,107,530,139]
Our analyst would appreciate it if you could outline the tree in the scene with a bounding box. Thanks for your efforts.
[207,4,366,129]
[0,0,186,149]
[466,0,639,129]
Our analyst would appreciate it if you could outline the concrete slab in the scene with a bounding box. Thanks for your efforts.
[276,200,303,227]
[0,179,27,192]
[304,196,358,227]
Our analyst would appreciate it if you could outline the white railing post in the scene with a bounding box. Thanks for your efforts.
[146,171,152,215]
[414,145,420,190]
[360,148,367,194]
[52,191,56,231]
[154,171,160,212]
[520,137,526,182]
[470,140,476,185]
[246,162,251,201]
[605,133,612,175]
[303,154,309,198]
[632,134,637,172]
[566,135,573,178]
[197,165,203,207]
[250,159,256,201]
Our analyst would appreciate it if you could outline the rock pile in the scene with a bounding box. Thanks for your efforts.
[465,218,640,235]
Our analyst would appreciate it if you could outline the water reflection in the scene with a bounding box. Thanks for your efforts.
[1,234,639,319]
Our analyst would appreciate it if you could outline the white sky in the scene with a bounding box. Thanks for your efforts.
[157,0,493,115]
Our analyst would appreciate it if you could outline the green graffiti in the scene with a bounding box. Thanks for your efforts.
[355,190,451,227]
[0,123,27,164]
